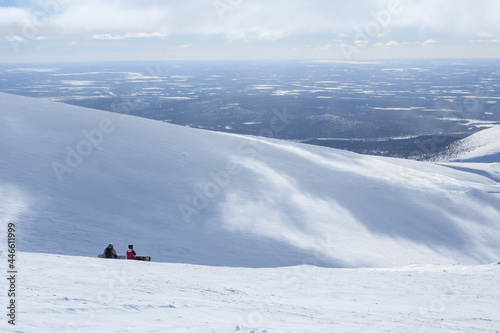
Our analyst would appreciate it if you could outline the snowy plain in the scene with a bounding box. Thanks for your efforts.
[0,92,500,332]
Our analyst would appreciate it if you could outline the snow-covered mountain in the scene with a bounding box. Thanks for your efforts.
[442,125,500,163]
[2,92,500,333]
[1,92,500,267]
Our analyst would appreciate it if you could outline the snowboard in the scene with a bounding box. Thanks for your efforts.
[98,254,126,259]
[97,254,151,261]
[134,256,151,261]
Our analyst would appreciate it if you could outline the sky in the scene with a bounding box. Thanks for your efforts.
[1,0,500,63]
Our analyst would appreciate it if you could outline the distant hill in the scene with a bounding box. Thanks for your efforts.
[1,92,500,267]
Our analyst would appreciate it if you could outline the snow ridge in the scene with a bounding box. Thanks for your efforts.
[442,126,500,162]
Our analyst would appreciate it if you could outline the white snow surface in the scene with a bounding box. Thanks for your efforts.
[1,92,500,267]
[1,92,500,332]
[1,252,500,332]
[444,125,500,162]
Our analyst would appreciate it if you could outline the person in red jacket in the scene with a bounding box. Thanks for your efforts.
[126,244,136,260]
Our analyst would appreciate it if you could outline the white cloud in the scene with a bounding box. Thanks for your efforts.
[390,0,500,37]
[4,0,500,43]
[475,37,500,43]
[420,39,437,47]
[0,6,31,26]
[316,44,332,50]
[372,40,401,47]
[478,31,492,38]
[355,40,369,46]
[91,32,167,40]
[50,1,166,33]
[6,34,23,42]
[225,30,286,42]
[2,0,500,61]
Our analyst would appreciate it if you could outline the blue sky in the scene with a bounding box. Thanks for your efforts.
[1,0,500,63]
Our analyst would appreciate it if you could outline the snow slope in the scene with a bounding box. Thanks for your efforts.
[2,252,500,333]
[1,92,500,267]
[443,126,500,163]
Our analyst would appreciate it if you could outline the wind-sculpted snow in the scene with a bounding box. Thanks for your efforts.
[1,92,500,267]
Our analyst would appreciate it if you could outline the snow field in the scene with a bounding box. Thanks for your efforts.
[1,253,499,332]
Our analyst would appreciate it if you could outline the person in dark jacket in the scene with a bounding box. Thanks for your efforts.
[126,244,136,260]
[103,243,118,258]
